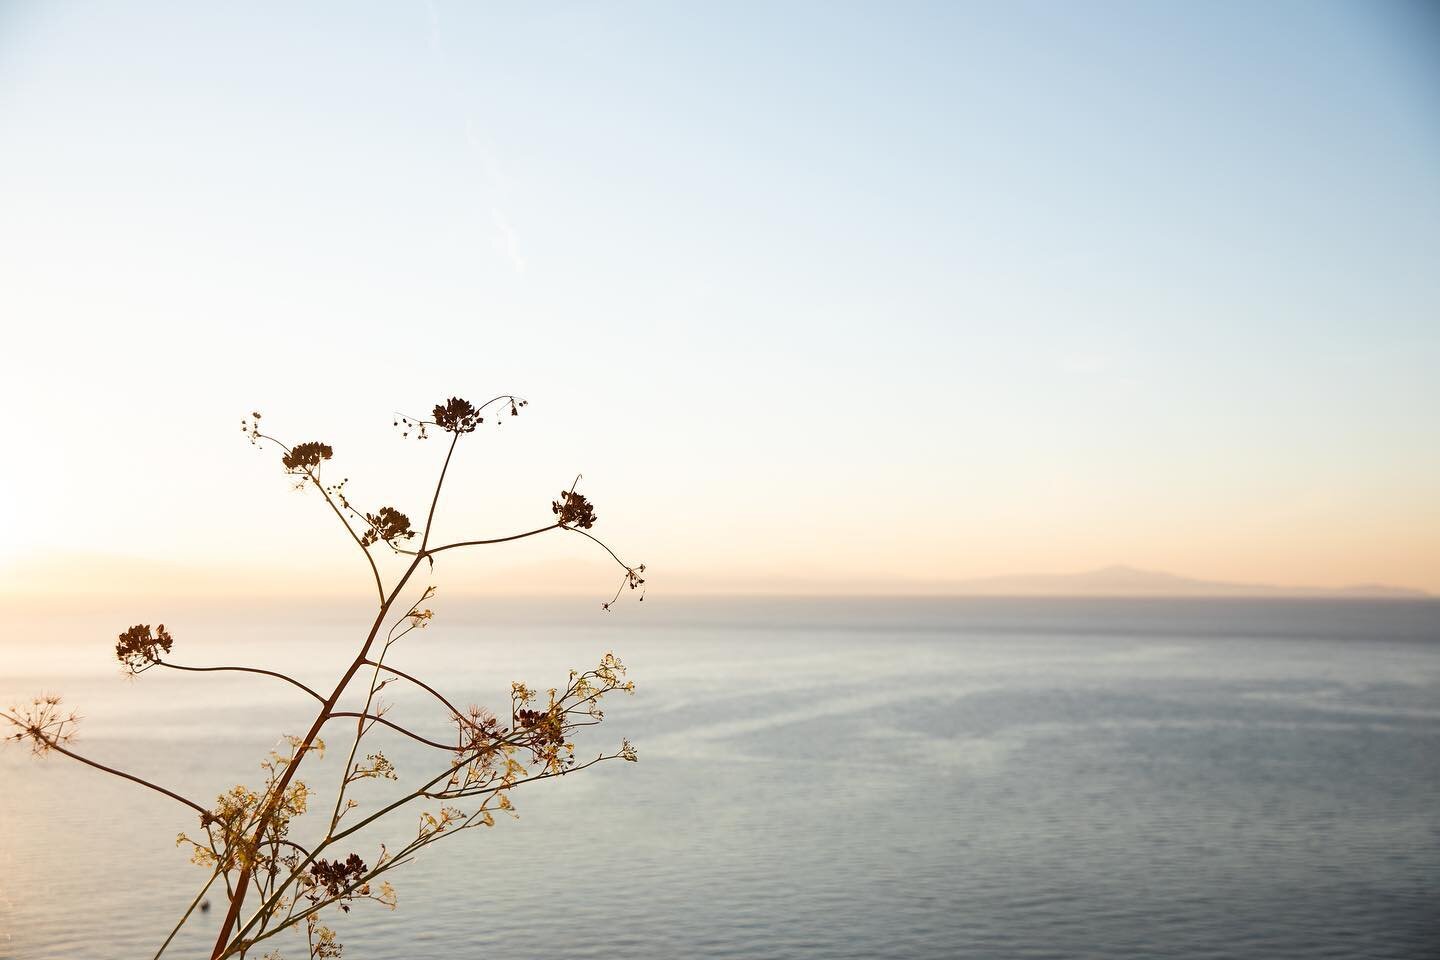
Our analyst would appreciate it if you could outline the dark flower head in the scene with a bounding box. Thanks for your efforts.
[281,441,333,473]
[432,397,482,434]
[116,623,174,674]
[360,507,415,548]
[552,490,596,529]
[311,853,368,898]
[516,706,564,746]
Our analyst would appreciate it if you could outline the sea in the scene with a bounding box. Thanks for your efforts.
[1,597,1437,959]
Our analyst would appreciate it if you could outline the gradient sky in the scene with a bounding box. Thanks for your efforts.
[1,1,1437,596]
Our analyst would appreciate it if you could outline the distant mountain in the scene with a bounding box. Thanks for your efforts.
[938,565,1430,598]
[0,555,1428,603]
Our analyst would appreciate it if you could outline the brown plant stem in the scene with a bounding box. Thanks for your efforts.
[152,864,223,960]
[327,712,454,751]
[235,752,625,957]
[46,740,208,817]
[226,738,623,955]
[362,661,466,719]
[327,594,430,832]
[158,662,325,703]
[419,433,459,552]
[253,431,385,604]
[207,555,423,959]
[421,523,559,557]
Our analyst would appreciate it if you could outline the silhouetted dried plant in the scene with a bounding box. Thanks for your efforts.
[3,395,644,959]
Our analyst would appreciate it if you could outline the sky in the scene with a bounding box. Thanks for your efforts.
[0,0,1437,598]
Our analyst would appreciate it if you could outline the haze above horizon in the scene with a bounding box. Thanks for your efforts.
[0,555,1429,603]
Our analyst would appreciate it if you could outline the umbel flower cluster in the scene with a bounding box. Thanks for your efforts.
[393,395,527,440]
[552,489,597,529]
[116,623,174,675]
[4,395,644,960]
[359,507,414,548]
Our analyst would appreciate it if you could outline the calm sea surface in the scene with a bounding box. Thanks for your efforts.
[2,598,1438,959]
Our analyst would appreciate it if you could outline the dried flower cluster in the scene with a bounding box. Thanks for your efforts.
[7,395,644,960]
[552,489,597,529]
[431,397,482,433]
[394,394,527,440]
[359,507,415,548]
[310,854,367,902]
[281,442,334,474]
[116,623,174,674]
[2,695,81,757]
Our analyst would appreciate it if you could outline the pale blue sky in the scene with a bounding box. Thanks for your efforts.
[1,1,1437,592]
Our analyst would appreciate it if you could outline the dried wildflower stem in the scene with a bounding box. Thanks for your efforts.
[228,739,626,956]
[243,857,401,956]
[237,765,607,960]
[324,713,451,750]
[312,475,386,604]
[228,661,630,949]
[157,662,325,703]
[208,558,423,957]
[205,830,237,903]
[44,739,208,817]
[152,864,223,960]
[362,661,465,718]
[216,413,560,956]
[329,593,431,832]
[421,523,560,556]
[419,432,459,552]
[567,526,630,569]
[256,432,386,605]
[9,397,641,960]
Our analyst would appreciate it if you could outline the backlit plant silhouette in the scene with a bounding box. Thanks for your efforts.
[3,395,645,959]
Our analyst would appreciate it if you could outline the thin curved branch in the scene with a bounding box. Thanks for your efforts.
[265,837,315,861]
[157,662,324,704]
[249,431,386,604]
[45,740,207,817]
[209,554,426,957]
[328,712,455,751]
[422,523,559,557]
[363,661,466,720]
[154,865,223,960]
[305,468,386,605]
[423,751,618,800]
[420,433,460,552]
[328,592,429,830]
[564,526,635,571]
